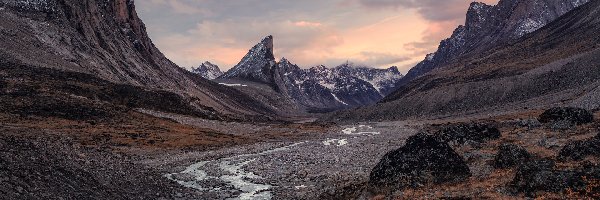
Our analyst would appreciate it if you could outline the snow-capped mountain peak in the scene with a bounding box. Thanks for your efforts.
[221,35,276,83]
[191,61,223,80]
[217,36,405,110]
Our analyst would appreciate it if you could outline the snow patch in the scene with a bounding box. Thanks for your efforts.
[342,126,380,135]
[219,83,248,87]
[332,94,348,106]
[322,139,348,146]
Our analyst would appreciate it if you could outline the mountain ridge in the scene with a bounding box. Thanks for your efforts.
[323,0,600,122]
[396,0,590,88]
[0,0,279,120]
[211,36,404,111]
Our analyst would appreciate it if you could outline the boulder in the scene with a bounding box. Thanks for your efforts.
[511,159,600,197]
[493,144,532,169]
[559,134,600,161]
[368,133,471,191]
[539,107,594,125]
[437,123,501,145]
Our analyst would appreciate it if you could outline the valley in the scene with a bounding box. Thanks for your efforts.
[2,0,600,199]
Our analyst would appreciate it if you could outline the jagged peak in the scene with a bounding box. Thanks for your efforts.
[202,61,216,66]
[260,35,274,51]
[387,66,400,73]
[468,2,490,11]
[279,57,290,63]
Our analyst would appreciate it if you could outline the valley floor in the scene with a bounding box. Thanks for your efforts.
[1,108,599,199]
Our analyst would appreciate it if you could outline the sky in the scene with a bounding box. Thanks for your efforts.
[137,0,499,73]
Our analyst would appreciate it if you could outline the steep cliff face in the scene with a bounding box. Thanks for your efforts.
[0,0,276,119]
[398,0,589,87]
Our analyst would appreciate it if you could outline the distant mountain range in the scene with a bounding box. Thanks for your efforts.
[194,36,404,111]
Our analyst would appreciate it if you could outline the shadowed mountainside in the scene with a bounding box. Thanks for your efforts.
[0,0,278,121]
[324,0,600,122]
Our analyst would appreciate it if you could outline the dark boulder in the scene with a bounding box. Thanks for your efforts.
[539,107,594,125]
[511,159,600,197]
[437,123,501,145]
[368,133,471,191]
[494,144,532,169]
[559,134,600,161]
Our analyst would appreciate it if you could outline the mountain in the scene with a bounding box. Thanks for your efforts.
[221,35,276,84]
[0,0,277,121]
[397,0,590,87]
[217,36,404,111]
[324,0,600,122]
[191,61,223,80]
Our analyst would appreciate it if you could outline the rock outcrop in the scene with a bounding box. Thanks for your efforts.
[559,133,600,161]
[494,143,532,169]
[436,123,501,145]
[368,133,471,192]
[538,107,594,125]
[511,159,600,197]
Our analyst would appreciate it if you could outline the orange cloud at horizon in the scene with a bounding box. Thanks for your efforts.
[139,0,501,73]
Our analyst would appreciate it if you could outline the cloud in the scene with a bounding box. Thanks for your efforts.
[294,21,323,27]
[357,51,412,66]
[144,0,210,15]
[136,0,499,73]
[347,0,499,21]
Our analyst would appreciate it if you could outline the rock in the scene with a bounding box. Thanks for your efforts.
[368,133,471,192]
[493,144,531,169]
[539,107,594,125]
[436,123,501,145]
[559,134,600,161]
[511,159,600,197]
[518,118,542,129]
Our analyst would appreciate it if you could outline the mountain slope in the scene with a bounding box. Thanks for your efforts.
[0,0,276,120]
[324,0,600,122]
[397,0,590,87]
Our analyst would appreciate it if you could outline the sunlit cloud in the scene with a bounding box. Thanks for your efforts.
[137,0,500,73]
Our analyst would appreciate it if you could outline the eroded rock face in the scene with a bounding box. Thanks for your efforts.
[539,107,594,125]
[494,143,532,169]
[437,123,501,145]
[368,133,471,192]
[559,134,600,161]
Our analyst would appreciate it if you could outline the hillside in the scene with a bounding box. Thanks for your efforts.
[325,0,600,122]
[0,0,277,121]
